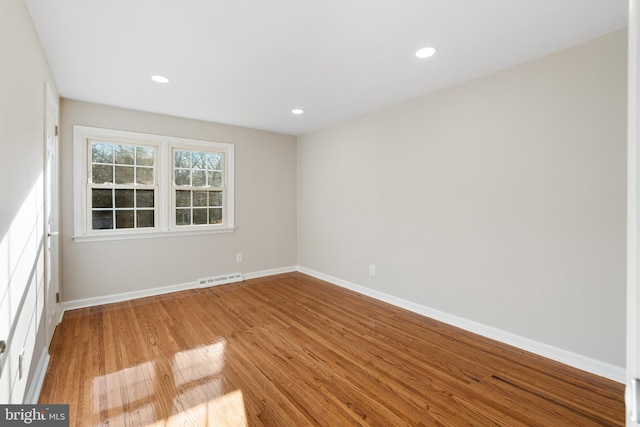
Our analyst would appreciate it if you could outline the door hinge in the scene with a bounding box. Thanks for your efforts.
[54,125,58,136]
[55,292,60,303]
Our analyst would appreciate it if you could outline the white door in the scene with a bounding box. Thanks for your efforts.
[44,83,60,346]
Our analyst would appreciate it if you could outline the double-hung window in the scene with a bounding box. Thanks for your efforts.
[173,148,225,227]
[89,141,157,231]
[73,126,234,241]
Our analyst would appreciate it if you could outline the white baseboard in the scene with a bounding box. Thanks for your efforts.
[60,265,298,314]
[58,265,625,384]
[24,349,49,404]
[61,280,199,313]
[297,266,626,384]
[243,265,297,280]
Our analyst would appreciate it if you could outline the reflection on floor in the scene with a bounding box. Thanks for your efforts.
[39,272,625,426]
[88,339,244,426]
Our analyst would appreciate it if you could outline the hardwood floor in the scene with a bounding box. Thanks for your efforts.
[39,272,624,426]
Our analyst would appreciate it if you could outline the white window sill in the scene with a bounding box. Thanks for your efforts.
[73,227,235,243]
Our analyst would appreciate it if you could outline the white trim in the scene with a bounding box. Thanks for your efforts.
[59,266,298,313]
[56,264,624,384]
[61,280,199,312]
[24,349,49,404]
[72,226,235,242]
[44,82,61,356]
[243,265,298,280]
[297,266,626,384]
[168,142,233,232]
[72,125,235,241]
[628,0,640,424]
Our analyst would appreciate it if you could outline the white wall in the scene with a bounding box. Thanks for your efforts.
[0,0,58,403]
[628,0,640,423]
[298,30,627,368]
[59,100,297,302]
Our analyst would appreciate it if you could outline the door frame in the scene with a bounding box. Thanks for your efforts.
[44,82,60,347]
[628,0,640,425]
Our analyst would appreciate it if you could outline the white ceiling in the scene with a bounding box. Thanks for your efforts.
[25,0,627,136]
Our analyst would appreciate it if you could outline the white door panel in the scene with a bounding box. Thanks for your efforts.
[44,83,60,347]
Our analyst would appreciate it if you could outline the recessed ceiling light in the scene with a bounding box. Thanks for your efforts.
[151,75,170,83]
[415,47,436,59]
[292,109,304,115]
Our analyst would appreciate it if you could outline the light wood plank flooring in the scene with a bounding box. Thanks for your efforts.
[39,272,624,426]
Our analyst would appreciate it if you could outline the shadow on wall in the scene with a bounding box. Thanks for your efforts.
[0,173,47,403]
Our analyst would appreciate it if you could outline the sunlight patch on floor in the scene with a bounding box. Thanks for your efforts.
[92,360,157,414]
[91,339,245,425]
[146,389,247,427]
[172,340,226,387]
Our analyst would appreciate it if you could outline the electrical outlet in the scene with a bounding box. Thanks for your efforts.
[369,264,376,276]
[236,253,243,263]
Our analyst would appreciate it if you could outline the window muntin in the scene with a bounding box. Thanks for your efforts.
[73,126,235,241]
[175,190,223,225]
[173,149,225,227]
[88,141,157,231]
[91,143,155,185]
[90,188,156,229]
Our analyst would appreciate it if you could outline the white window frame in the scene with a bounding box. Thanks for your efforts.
[169,142,229,230]
[73,126,235,242]
[86,137,161,236]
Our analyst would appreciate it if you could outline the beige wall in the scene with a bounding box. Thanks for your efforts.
[298,30,627,367]
[59,100,297,301]
[3,1,626,401]
[0,0,58,403]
